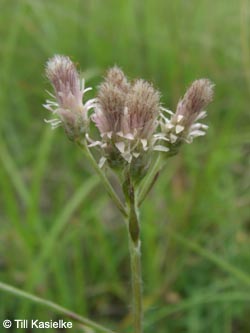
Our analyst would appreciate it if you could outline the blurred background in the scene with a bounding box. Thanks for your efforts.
[0,0,250,332]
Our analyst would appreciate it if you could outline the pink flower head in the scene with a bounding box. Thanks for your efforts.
[161,79,214,144]
[91,67,163,167]
[44,55,95,139]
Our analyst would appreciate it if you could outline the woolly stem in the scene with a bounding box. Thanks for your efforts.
[128,237,143,333]
[125,178,143,333]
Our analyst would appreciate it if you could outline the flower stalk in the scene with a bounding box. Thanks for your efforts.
[138,154,163,206]
[124,177,143,333]
[128,236,143,333]
[77,139,127,217]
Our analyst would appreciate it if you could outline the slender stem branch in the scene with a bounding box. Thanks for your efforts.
[125,180,143,333]
[138,155,162,206]
[0,281,118,333]
[78,140,127,217]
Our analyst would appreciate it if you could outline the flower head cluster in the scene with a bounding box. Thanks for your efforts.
[44,55,95,140]
[44,55,214,182]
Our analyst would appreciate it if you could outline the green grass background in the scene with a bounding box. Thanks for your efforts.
[0,0,250,332]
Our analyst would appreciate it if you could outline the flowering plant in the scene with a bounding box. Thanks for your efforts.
[44,55,214,333]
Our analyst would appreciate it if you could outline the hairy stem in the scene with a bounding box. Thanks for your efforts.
[129,237,143,333]
[78,140,127,217]
[126,180,143,333]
